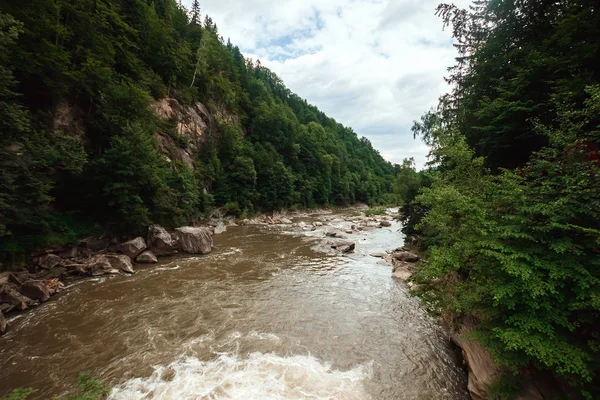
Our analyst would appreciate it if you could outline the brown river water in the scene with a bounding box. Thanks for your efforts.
[0,213,468,399]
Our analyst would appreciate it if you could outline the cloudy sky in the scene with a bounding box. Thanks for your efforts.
[185,0,471,168]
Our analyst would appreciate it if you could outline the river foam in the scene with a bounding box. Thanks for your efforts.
[109,352,371,400]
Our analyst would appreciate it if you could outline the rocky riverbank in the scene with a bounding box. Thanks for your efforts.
[0,224,214,335]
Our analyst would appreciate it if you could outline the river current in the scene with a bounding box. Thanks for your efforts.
[0,213,468,399]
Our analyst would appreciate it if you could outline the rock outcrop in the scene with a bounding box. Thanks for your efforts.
[147,224,178,256]
[175,227,213,254]
[136,250,158,264]
[118,237,147,259]
[452,321,499,400]
[151,98,212,169]
[106,254,135,274]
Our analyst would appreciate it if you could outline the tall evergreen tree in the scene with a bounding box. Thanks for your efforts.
[190,0,200,25]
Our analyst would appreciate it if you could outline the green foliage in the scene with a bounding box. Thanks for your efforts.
[60,371,109,400]
[405,1,600,396]
[365,207,386,217]
[0,389,36,400]
[411,88,600,396]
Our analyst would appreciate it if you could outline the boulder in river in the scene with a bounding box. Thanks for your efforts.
[331,240,355,254]
[118,237,147,259]
[147,224,178,256]
[326,230,347,239]
[89,255,120,276]
[19,280,51,302]
[392,251,420,263]
[369,253,387,258]
[379,221,392,227]
[106,254,135,274]
[136,250,158,264]
[175,226,213,254]
[0,310,6,335]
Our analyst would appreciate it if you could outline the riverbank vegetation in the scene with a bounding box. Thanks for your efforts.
[0,0,394,266]
[0,372,108,400]
[401,1,600,397]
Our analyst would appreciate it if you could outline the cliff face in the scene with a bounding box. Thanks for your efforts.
[451,318,558,400]
[150,98,214,169]
[52,97,220,171]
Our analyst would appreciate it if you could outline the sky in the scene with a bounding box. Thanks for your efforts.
[185,0,471,168]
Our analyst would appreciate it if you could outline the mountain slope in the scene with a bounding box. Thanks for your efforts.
[0,1,395,263]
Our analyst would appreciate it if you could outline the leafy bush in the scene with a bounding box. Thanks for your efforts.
[365,207,386,217]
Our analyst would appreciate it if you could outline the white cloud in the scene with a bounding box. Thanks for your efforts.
[186,0,471,169]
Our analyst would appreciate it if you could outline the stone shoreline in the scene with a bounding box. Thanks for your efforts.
[0,224,214,335]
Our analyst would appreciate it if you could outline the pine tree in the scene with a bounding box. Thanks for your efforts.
[190,0,200,25]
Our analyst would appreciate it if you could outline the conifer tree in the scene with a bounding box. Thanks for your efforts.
[190,0,200,25]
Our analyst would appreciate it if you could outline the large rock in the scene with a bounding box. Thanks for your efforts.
[106,254,134,274]
[0,272,24,286]
[331,240,355,254]
[453,321,499,400]
[19,280,51,302]
[392,251,420,263]
[89,255,119,276]
[0,310,6,335]
[379,221,392,227]
[35,253,62,270]
[325,230,347,239]
[392,262,412,280]
[369,253,387,258]
[0,285,37,312]
[118,237,147,259]
[175,227,213,254]
[147,224,178,256]
[136,250,158,264]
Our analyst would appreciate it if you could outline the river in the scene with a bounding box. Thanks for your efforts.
[0,212,468,399]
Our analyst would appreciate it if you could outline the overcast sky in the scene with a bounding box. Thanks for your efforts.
[185,0,471,168]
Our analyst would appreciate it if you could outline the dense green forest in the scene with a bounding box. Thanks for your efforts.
[0,0,395,264]
[399,0,600,398]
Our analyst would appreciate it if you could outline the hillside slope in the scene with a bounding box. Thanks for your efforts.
[0,1,395,264]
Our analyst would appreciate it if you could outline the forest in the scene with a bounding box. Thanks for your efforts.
[0,0,395,265]
[398,0,600,398]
